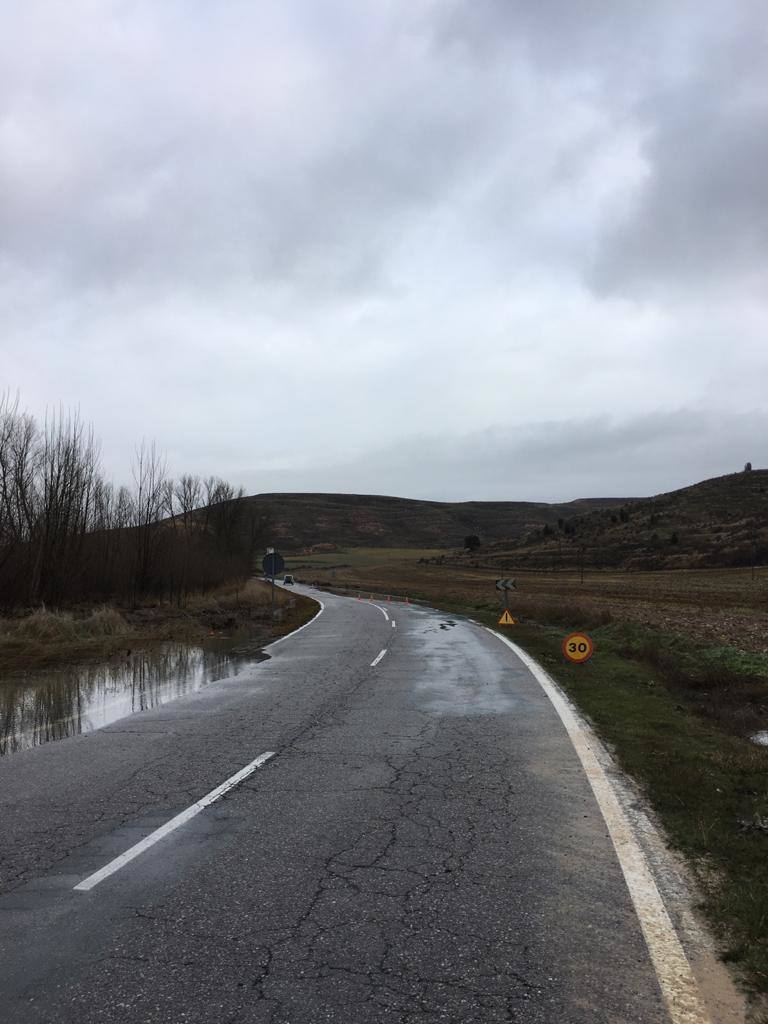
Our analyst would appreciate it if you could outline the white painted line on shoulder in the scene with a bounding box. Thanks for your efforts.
[263,600,325,651]
[373,604,389,621]
[486,628,710,1024]
[370,648,387,667]
[74,751,276,893]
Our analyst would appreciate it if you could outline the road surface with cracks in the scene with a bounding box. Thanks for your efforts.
[0,586,692,1022]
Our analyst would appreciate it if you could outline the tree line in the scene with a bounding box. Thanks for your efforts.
[0,393,269,609]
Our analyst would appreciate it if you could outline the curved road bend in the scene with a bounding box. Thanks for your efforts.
[0,586,680,1023]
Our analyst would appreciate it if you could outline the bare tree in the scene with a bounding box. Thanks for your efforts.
[174,474,202,527]
[0,394,259,610]
[130,441,167,602]
[28,408,100,603]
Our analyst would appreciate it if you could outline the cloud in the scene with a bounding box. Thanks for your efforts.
[591,7,768,296]
[1,1,766,502]
[238,409,768,503]
[0,2,534,301]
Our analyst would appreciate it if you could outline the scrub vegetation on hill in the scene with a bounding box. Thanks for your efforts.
[239,490,629,550]
[479,467,768,571]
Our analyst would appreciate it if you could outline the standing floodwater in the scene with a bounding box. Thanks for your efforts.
[0,637,270,756]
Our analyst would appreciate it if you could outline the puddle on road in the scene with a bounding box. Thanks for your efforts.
[413,619,520,716]
[0,637,271,756]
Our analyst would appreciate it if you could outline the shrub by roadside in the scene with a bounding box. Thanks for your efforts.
[6,607,129,643]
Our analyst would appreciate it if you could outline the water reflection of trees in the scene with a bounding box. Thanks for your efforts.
[0,642,257,755]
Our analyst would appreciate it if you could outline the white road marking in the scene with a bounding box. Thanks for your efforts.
[373,604,389,621]
[486,628,710,1024]
[73,751,276,892]
[391,621,396,629]
[263,600,325,651]
[370,648,387,667]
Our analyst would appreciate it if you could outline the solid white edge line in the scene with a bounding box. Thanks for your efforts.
[73,751,276,892]
[373,604,389,621]
[485,627,710,1024]
[370,648,387,667]
[263,599,325,651]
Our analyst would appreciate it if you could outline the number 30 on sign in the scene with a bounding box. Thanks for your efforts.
[562,632,594,663]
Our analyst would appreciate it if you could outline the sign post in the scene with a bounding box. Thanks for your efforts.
[262,549,285,619]
[495,578,517,625]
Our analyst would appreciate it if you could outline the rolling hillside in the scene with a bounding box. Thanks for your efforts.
[475,469,768,571]
[240,469,768,569]
[242,492,630,550]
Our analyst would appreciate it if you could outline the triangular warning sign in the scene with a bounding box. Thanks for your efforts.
[498,609,517,625]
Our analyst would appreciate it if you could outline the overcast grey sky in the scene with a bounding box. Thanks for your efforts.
[2,1,766,502]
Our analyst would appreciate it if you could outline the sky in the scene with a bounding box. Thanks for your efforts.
[2,0,767,503]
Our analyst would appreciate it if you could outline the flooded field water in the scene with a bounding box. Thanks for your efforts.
[0,636,270,756]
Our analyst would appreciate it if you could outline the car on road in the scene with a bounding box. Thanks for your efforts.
[282,574,295,585]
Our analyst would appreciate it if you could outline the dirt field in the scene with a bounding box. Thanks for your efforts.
[288,549,768,653]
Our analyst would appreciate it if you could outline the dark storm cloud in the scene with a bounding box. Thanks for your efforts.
[433,0,673,66]
[592,9,768,295]
[436,0,768,297]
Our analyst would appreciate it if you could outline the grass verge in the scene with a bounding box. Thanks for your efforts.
[469,607,768,1004]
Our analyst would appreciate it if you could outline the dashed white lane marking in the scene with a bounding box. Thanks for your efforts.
[391,621,396,629]
[487,628,710,1024]
[370,648,387,667]
[74,751,276,892]
[373,604,389,621]
[263,600,325,651]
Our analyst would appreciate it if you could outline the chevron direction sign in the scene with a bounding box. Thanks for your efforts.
[495,578,516,592]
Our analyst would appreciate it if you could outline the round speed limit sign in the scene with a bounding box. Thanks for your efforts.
[563,632,594,663]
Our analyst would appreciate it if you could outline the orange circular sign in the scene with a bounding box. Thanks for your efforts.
[562,632,594,663]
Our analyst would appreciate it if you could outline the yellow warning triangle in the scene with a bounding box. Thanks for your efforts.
[498,609,517,625]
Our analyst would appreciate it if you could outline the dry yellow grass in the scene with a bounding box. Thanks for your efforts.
[0,578,311,670]
[6,606,129,642]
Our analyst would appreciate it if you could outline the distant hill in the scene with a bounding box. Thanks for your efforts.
[242,492,630,551]
[478,469,768,570]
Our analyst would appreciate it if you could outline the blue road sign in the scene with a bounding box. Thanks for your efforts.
[262,551,285,577]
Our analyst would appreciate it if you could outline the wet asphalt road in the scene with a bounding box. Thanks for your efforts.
[0,588,668,1023]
